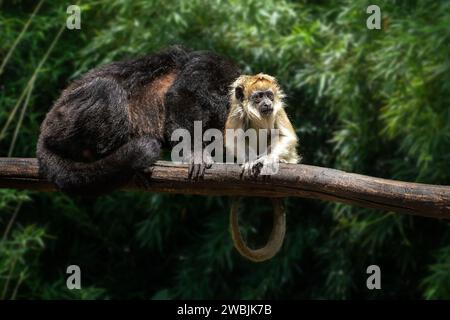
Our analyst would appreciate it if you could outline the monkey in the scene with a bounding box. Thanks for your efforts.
[37,45,241,194]
[224,73,299,262]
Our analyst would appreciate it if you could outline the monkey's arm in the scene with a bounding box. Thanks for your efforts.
[270,109,299,164]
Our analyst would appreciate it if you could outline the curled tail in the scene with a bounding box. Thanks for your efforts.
[230,197,286,262]
[37,136,161,195]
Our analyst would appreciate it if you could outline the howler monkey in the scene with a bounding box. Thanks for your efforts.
[37,45,241,194]
[225,73,299,262]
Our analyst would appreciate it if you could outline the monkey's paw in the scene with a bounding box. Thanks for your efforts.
[240,160,262,180]
[184,152,214,181]
[259,155,280,176]
[240,155,279,180]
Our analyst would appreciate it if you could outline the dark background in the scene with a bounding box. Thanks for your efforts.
[0,0,449,299]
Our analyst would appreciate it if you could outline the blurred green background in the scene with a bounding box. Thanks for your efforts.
[0,0,449,299]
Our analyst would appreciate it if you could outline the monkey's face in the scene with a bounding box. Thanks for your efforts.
[232,74,285,120]
[235,85,281,119]
[250,90,274,116]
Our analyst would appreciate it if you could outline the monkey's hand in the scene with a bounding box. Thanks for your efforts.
[259,154,280,176]
[184,151,214,181]
[241,155,279,179]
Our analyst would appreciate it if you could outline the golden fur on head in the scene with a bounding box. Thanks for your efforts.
[229,73,285,127]
[226,73,299,164]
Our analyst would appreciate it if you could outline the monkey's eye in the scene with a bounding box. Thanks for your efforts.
[251,92,263,102]
[266,91,274,101]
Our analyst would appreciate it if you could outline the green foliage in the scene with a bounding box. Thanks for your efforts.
[0,0,449,299]
[0,223,46,299]
[422,246,450,299]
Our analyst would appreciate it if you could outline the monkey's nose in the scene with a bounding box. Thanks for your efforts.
[261,104,273,115]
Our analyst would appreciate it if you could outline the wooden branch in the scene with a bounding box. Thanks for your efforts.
[0,158,449,219]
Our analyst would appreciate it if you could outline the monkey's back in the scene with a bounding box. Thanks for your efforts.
[38,46,190,163]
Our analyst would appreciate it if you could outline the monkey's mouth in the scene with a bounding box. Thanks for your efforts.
[260,106,274,115]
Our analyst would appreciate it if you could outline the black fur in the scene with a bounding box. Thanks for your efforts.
[37,45,241,194]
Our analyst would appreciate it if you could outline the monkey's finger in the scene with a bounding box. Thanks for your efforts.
[203,154,214,169]
[193,164,202,181]
[240,165,246,180]
[200,163,207,179]
[188,162,195,180]
[188,165,192,179]
[242,165,247,178]
[250,163,258,178]
[244,163,252,179]
[194,163,202,181]
[191,164,199,180]
[199,164,205,180]
[251,162,262,179]
[245,163,255,179]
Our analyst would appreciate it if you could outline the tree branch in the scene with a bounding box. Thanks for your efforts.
[0,158,449,219]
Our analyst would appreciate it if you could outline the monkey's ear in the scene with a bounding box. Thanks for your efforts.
[235,85,244,102]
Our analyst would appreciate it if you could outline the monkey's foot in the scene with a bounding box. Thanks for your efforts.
[184,153,214,181]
